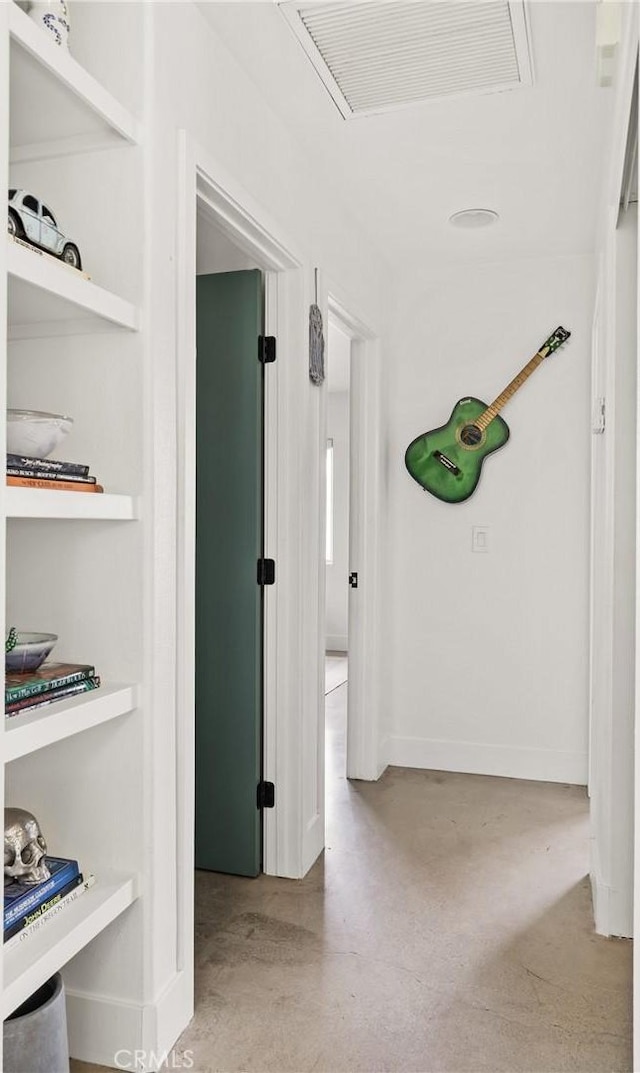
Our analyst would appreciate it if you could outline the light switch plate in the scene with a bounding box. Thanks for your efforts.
[472,526,489,553]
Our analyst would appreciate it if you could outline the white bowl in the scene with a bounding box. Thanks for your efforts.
[5,632,58,673]
[7,410,73,459]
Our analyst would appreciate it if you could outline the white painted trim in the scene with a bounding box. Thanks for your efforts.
[327,291,383,783]
[326,634,348,653]
[142,971,194,1072]
[262,270,279,877]
[591,836,633,939]
[175,130,197,996]
[66,989,143,1069]
[588,269,606,800]
[194,153,302,273]
[346,336,383,782]
[588,14,639,956]
[175,134,318,948]
[598,4,640,245]
[0,6,11,1045]
[67,970,192,1073]
[388,736,588,786]
[589,214,636,942]
[589,4,639,975]
[589,238,616,870]
[295,260,326,879]
[328,293,376,342]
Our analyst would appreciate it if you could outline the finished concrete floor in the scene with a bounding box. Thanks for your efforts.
[72,668,632,1072]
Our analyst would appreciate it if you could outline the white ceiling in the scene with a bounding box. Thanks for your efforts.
[198,1,613,273]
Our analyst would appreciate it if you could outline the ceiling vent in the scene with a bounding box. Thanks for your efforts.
[278,1,533,119]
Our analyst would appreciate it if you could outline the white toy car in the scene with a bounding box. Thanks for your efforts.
[8,189,82,270]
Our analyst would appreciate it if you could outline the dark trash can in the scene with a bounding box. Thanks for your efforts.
[3,973,69,1073]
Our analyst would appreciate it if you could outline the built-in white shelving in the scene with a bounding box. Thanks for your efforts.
[7,237,139,335]
[6,487,137,520]
[5,684,136,763]
[2,873,136,1018]
[9,2,141,162]
[1,0,144,1049]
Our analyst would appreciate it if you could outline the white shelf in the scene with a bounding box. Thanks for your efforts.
[7,237,139,336]
[5,684,136,763]
[6,486,137,520]
[2,873,137,1018]
[9,2,140,163]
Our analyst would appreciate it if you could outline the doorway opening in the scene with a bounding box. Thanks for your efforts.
[194,211,265,877]
[324,292,383,786]
[325,316,351,786]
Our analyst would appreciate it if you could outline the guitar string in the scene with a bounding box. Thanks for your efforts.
[475,350,546,432]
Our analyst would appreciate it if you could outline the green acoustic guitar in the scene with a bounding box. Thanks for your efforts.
[405,326,571,503]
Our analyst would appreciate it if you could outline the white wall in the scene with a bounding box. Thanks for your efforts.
[383,254,594,784]
[196,212,256,275]
[142,0,390,1056]
[326,390,350,651]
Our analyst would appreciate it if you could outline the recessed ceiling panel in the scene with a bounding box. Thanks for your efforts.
[278,1,533,118]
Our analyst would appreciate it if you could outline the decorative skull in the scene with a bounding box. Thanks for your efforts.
[4,808,50,886]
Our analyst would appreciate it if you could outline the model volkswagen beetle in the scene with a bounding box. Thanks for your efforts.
[8,189,82,270]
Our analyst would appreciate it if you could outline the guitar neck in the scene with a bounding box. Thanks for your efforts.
[475,350,547,432]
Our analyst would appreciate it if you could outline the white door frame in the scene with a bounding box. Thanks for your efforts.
[175,133,314,951]
[327,291,384,781]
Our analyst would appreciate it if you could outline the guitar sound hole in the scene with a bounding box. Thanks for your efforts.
[460,424,482,447]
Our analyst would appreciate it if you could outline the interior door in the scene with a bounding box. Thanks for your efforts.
[195,269,263,877]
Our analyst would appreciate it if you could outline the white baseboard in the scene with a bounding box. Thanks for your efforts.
[66,970,193,1072]
[388,735,588,785]
[66,989,142,1069]
[326,635,348,653]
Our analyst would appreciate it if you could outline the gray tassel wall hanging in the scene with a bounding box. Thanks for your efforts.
[309,268,325,385]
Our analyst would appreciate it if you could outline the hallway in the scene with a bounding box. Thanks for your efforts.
[71,661,631,1073]
[172,678,631,1073]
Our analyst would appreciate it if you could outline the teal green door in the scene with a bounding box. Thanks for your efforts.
[195,270,263,877]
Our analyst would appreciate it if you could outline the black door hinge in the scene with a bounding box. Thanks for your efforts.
[349,572,358,588]
[257,780,275,809]
[258,335,276,364]
[257,558,276,585]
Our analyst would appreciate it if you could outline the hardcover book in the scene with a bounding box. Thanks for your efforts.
[4,856,80,929]
[6,662,96,705]
[7,468,96,485]
[6,476,103,493]
[6,454,90,477]
[5,676,100,716]
[4,873,84,940]
[4,875,96,952]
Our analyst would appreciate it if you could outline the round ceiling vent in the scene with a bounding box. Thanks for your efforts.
[449,208,500,229]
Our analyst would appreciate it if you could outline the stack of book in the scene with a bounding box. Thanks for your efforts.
[6,453,104,493]
[4,857,95,949]
[6,662,101,718]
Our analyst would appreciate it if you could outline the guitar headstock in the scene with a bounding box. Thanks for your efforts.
[539,326,571,358]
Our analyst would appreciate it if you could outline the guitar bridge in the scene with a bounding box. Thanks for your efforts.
[433,450,461,476]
